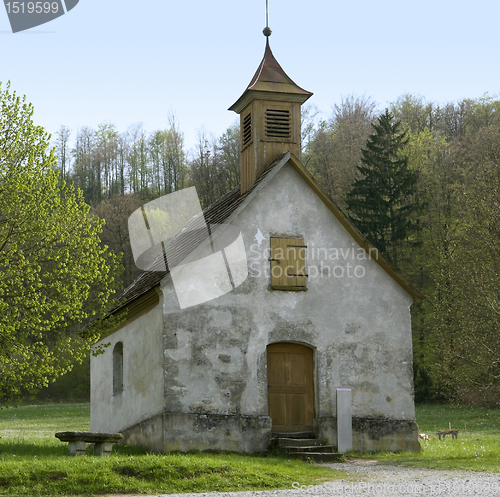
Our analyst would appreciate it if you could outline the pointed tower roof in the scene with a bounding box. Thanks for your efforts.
[229,37,312,114]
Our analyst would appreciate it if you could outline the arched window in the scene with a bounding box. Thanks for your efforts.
[113,342,123,396]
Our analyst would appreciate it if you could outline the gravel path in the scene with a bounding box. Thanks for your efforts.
[108,458,500,496]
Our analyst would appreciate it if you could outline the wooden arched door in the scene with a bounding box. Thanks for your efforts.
[267,343,314,433]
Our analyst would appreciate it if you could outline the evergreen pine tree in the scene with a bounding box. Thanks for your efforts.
[346,109,420,267]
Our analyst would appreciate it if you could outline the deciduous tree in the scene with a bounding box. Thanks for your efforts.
[305,95,375,208]
[0,82,121,404]
[432,123,500,404]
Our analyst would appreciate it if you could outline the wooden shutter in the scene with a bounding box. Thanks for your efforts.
[270,237,307,290]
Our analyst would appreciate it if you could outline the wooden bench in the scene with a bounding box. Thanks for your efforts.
[55,431,123,456]
[436,430,459,440]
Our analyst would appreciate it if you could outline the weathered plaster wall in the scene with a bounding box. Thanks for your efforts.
[90,298,164,434]
[156,162,418,452]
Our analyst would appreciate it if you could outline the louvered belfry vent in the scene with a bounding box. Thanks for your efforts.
[266,109,291,140]
[243,113,252,147]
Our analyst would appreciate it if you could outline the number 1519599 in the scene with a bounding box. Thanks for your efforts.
[5,2,59,14]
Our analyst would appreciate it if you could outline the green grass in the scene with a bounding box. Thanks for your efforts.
[3,402,499,495]
[365,403,500,472]
[0,403,346,496]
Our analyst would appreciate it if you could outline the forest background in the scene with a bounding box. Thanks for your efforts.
[39,93,500,408]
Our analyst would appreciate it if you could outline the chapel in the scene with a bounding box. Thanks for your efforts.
[90,24,421,454]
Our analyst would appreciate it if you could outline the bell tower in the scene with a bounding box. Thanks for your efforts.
[229,10,312,194]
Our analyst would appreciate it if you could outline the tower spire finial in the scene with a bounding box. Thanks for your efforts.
[263,0,272,37]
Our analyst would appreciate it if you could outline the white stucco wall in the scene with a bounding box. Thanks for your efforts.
[90,297,164,433]
[159,161,416,424]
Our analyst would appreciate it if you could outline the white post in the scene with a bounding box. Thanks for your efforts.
[337,387,352,453]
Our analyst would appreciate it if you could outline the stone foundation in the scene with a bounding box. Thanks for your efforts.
[316,416,420,452]
[121,412,165,453]
[121,411,272,453]
[122,412,419,454]
[353,417,421,452]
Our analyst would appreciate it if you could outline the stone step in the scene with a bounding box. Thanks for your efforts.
[273,431,316,439]
[288,451,344,462]
[274,438,326,448]
[281,445,336,453]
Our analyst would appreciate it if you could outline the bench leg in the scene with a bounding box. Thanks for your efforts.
[68,441,86,456]
[94,442,114,456]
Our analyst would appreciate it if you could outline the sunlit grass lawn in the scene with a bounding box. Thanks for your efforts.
[3,402,499,495]
[0,403,347,496]
[365,403,500,472]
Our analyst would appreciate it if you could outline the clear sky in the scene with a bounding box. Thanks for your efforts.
[1,0,499,151]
